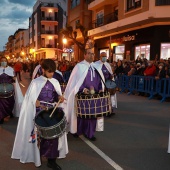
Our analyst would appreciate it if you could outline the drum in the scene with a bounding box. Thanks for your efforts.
[105,79,117,95]
[34,107,67,139]
[0,83,14,98]
[75,92,111,119]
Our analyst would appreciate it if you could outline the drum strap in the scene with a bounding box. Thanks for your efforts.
[94,69,108,92]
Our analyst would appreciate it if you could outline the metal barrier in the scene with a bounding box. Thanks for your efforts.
[117,75,170,102]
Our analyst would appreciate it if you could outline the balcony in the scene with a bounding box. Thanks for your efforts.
[91,12,118,29]
[46,44,53,48]
[88,0,115,10]
[41,29,53,34]
[41,17,58,25]
[41,3,58,12]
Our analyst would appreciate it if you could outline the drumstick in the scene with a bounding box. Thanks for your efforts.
[49,98,62,118]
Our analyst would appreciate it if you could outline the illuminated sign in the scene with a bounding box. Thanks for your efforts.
[63,48,73,53]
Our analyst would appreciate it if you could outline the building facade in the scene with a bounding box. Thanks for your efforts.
[88,0,170,61]
[5,29,29,62]
[67,0,92,61]
[29,0,67,61]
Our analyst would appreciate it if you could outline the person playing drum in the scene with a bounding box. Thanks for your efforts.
[0,57,23,124]
[64,47,105,141]
[12,59,68,170]
[95,52,117,117]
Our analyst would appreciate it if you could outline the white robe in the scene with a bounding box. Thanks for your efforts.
[55,70,63,77]
[94,60,117,108]
[32,64,41,80]
[0,66,23,117]
[11,76,68,167]
[63,60,105,134]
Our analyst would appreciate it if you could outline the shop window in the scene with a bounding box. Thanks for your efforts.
[160,43,170,60]
[135,44,150,60]
[114,45,125,61]
[126,0,142,12]
[156,0,170,6]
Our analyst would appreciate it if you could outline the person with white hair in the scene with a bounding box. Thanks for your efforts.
[94,52,117,116]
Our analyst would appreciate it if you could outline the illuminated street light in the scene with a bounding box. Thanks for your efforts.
[63,38,67,45]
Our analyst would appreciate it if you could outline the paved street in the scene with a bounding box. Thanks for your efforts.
[0,71,170,170]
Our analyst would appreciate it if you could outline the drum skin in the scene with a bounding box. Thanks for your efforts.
[34,107,67,139]
[0,83,14,98]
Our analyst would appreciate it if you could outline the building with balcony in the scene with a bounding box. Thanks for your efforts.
[66,0,92,61]
[88,0,170,61]
[29,0,67,61]
[5,29,29,62]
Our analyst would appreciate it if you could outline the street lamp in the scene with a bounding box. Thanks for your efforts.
[29,48,35,61]
[63,38,67,47]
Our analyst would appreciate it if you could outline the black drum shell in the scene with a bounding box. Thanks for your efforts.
[34,107,67,139]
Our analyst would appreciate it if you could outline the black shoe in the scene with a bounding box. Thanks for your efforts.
[0,119,4,124]
[106,112,115,117]
[10,114,14,118]
[84,134,96,141]
[89,136,96,141]
[47,159,62,170]
[72,133,79,138]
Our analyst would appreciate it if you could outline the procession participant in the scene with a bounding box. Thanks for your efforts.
[53,60,65,94]
[53,60,65,84]
[0,57,23,124]
[95,52,117,116]
[32,59,43,79]
[64,47,104,141]
[12,59,68,170]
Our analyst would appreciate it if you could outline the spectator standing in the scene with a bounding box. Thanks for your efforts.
[14,60,22,81]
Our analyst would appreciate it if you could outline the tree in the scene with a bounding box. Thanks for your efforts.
[60,23,93,52]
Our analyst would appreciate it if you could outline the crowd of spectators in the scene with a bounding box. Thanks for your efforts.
[111,57,170,80]
[2,55,170,84]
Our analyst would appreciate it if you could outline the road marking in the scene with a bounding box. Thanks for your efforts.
[80,135,123,170]
[19,83,25,87]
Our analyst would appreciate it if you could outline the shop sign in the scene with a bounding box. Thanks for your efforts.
[123,35,135,42]
[109,35,136,43]
[63,48,73,53]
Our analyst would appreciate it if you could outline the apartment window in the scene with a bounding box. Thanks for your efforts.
[96,11,104,27]
[30,32,32,38]
[41,38,45,48]
[41,11,45,19]
[71,0,80,9]
[156,0,170,6]
[75,20,80,29]
[126,0,141,12]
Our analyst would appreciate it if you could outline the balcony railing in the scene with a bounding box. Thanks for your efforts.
[91,12,118,29]
[46,44,53,48]
[41,17,57,21]
[41,30,55,34]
